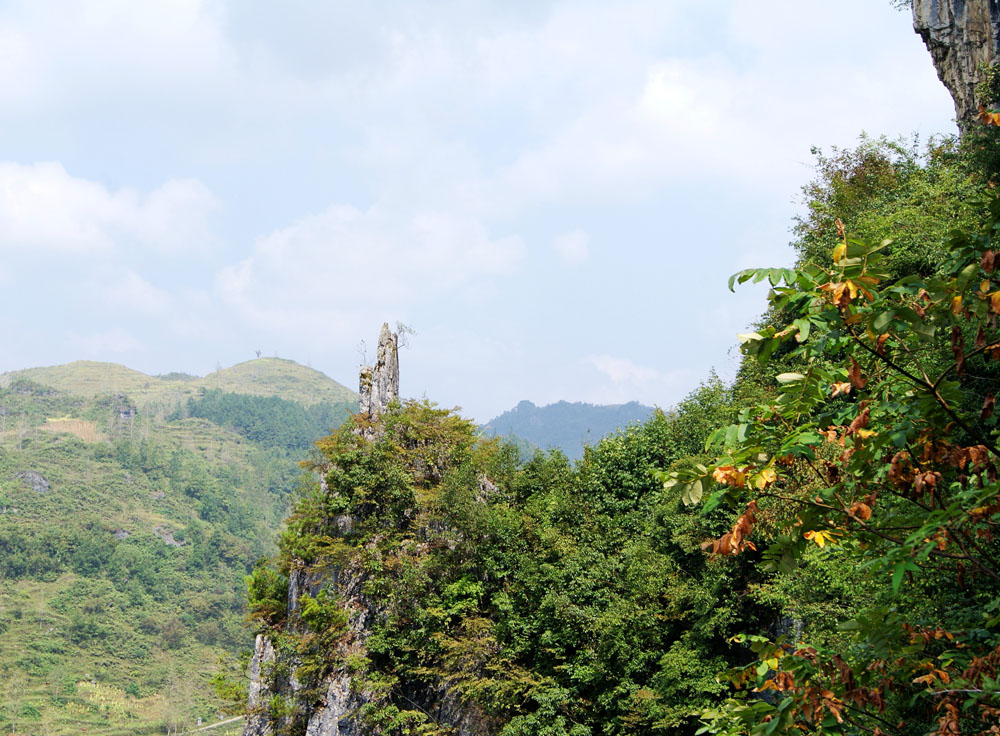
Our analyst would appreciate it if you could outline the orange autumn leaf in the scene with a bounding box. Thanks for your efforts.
[712,465,746,488]
[848,502,872,521]
[978,105,1000,126]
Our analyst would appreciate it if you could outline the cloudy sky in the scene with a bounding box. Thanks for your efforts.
[0,0,957,421]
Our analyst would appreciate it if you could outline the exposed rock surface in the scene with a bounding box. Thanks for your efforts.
[244,559,371,736]
[153,526,183,547]
[244,634,276,736]
[14,470,50,493]
[912,0,1000,128]
[358,324,399,421]
[305,676,362,736]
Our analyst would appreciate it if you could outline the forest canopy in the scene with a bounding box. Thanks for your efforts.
[240,129,1000,736]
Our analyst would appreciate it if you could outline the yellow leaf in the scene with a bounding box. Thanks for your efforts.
[856,429,877,439]
[804,530,825,548]
[952,295,963,315]
[833,242,846,264]
[981,280,992,293]
[804,529,842,548]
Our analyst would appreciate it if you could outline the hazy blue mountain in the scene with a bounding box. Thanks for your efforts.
[484,399,655,460]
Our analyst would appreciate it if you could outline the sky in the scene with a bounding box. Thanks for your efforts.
[0,0,958,422]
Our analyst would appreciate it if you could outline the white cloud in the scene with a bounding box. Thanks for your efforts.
[68,327,142,355]
[0,0,233,109]
[0,162,218,254]
[0,0,962,414]
[583,354,693,406]
[552,229,590,266]
[469,3,952,217]
[94,268,172,316]
[216,205,524,337]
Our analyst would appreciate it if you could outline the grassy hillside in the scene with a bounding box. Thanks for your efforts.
[202,358,356,406]
[1,357,357,410]
[0,362,355,735]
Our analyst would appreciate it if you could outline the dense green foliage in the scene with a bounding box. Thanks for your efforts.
[650,133,1000,735]
[793,137,982,281]
[675,194,1000,735]
[176,389,353,451]
[484,399,654,461]
[247,393,779,735]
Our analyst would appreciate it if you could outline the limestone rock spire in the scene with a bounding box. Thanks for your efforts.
[359,323,399,420]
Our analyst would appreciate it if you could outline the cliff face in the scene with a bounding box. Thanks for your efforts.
[244,325,399,736]
[912,0,1000,128]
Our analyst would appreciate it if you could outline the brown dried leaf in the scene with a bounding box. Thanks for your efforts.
[847,407,870,436]
[982,393,996,423]
[984,250,997,274]
[848,357,867,390]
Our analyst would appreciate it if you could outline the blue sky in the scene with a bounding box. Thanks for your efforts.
[0,0,957,421]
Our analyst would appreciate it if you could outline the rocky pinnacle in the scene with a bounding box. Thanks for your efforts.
[912,0,1000,130]
[359,323,399,420]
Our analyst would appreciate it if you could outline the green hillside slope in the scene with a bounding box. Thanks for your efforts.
[0,361,356,735]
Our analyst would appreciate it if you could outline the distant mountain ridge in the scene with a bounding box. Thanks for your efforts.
[0,357,357,408]
[484,399,655,460]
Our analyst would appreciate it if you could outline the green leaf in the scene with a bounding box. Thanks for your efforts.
[891,559,920,593]
[872,310,896,333]
[776,372,806,384]
[956,262,979,293]
[891,562,906,594]
[701,489,726,515]
[757,338,779,366]
[793,318,811,343]
[683,478,704,506]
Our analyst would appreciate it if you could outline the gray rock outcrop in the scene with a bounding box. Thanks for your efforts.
[912,0,1000,128]
[153,526,183,547]
[358,324,399,421]
[244,634,276,736]
[14,470,49,493]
